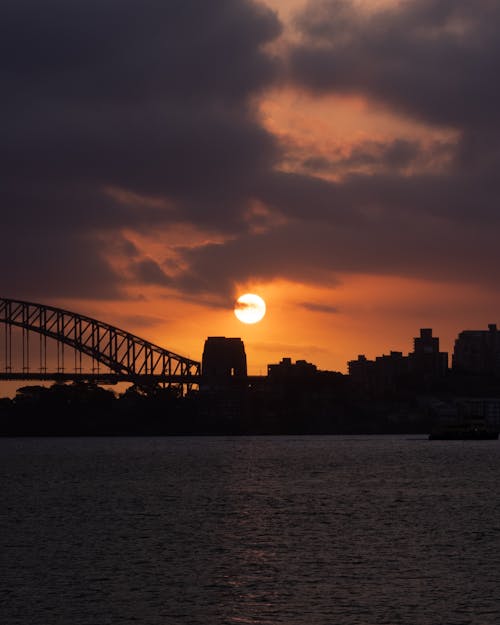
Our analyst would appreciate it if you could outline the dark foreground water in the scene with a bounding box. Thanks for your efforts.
[2,435,500,625]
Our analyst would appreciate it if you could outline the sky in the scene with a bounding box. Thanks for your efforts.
[2,0,500,377]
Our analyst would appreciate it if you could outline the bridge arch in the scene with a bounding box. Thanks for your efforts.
[0,297,200,392]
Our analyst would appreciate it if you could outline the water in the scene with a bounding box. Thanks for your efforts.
[1,435,500,625]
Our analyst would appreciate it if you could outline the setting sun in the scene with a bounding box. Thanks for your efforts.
[234,293,266,324]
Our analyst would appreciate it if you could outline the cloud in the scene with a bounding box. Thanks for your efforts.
[300,138,454,176]
[4,0,500,309]
[167,164,500,295]
[300,302,339,314]
[163,0,490,295]
[1,0,282,299]
[289,0,500,130]
[129,259,172,287]
[1,229,125,300]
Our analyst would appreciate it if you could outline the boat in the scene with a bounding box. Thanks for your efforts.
[429,418,499,440]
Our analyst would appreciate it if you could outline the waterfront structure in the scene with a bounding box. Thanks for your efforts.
[456,397,500,429]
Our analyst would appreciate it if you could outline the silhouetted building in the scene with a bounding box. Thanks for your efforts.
[201,337,247,390]
[348,329,448,395]
[267,357,317,379]
[375,351,408,391]
[348,351,408,394]
[348,354,373,391]
[452,324,500,376]
[262,357,348,431]
[408,328,448,381]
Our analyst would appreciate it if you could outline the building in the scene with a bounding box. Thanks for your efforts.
[348,351,407,394]
[348,329,448,394]
[408,328,448,380]
[452,324,500,376]
[267,357,317,380]
[201,337,247,389]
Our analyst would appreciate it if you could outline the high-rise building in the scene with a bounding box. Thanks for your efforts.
[409,328,448,379]
[452,324,500,376]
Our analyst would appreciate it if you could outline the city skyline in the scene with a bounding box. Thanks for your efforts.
[3,304,500,437]
[3,0,500,376]
[2,294,499,402]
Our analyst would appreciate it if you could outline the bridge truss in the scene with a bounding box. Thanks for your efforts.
[0,298,201,394]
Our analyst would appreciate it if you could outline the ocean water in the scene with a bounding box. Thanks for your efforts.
[1,434,500,625]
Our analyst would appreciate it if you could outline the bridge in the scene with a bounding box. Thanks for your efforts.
[0,297,201,394]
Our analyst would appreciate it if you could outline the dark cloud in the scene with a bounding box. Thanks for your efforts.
[290,0,500,130]
[129,259,172,287]
[159,0,493,297]
[1,229,124,300]
[288,0,500,192]
[300,302,339,314]
[4,0,500,308]
[301,138,448,175]
[160,0,500,300]
[1,0,280,104]
[168,165,500,296]
[1,0,282,299]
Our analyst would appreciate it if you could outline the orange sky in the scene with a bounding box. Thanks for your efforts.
[39,272,500,381]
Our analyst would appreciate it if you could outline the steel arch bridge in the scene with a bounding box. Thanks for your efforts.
[0,297,200,393]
